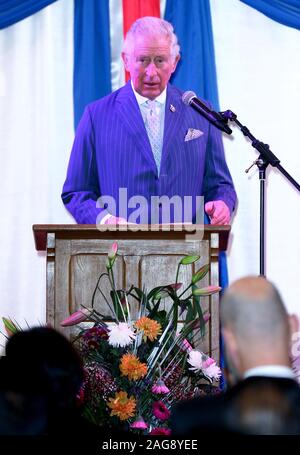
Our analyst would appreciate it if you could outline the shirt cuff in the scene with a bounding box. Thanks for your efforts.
[99,213,113,225]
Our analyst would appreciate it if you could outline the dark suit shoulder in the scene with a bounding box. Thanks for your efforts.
[85,88,122,115]
[233,375,300,390]
[85,82,135,118]
[170,392,228,436]
[171,377,300,436]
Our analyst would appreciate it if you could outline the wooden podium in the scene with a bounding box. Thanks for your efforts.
[33,224,230,363]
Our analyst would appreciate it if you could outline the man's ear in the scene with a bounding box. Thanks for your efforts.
[289,313,299,334]
[289,313,299,338]
[121,52,129,71]
[221,327,241,386]
[171,54,180,73]
[222,327,240,366]
[222,327,236,353]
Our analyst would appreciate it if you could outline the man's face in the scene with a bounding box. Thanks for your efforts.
[122,34,180,99]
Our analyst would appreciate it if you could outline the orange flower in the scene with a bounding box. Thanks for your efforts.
[107,391,136,421]
[119,353,148,380]
[134,316,162,342]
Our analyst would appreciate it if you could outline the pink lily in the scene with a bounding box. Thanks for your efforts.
[169,283,183,291]
[192,285,221,296]
[60,308,92,327]
[107,241,118,260]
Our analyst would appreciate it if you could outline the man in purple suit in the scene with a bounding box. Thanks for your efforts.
[62,17,236,226]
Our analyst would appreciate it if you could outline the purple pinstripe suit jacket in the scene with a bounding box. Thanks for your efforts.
[62,82,236,224]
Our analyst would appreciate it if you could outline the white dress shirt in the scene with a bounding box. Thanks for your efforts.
[131,81,166,173]
[244,365,295,380]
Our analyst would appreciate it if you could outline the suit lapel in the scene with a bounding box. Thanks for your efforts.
[115,81,157,171]
[161,84,184,165]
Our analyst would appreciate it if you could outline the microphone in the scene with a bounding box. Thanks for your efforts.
[182,91,232,135]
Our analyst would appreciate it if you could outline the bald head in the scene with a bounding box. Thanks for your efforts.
[228,276,276,300]
[221,276,290,350]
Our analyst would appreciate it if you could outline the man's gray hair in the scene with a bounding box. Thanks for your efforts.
[220,276,290,346]
[122,16,180,61]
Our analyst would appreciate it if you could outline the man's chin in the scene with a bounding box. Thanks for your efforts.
[141,85,162,99]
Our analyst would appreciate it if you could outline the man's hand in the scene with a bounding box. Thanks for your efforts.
[205,200,230,225]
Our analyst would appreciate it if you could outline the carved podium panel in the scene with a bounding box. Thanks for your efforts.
[33,224,230,363]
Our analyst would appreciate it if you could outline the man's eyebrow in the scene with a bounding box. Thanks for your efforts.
[136,54,168,58]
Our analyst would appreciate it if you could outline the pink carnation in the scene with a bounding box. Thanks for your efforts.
[152,401,170,421]
[151,379,170,394]
[130,416,148,429]
[202,357,215,368]
[202,358,222,380]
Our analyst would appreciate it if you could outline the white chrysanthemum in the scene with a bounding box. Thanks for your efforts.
[202,360,222,380]
[187,350,203,372]
[108,322,136,347]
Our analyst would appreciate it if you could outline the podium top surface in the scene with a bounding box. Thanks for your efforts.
[32,224,230,252]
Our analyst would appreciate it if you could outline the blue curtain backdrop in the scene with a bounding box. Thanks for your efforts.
[0,0,57,29]
[241,0,300,30]
[73,0,111,129]
[164,0,220,109]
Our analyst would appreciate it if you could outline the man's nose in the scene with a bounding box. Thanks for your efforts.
[145,62,157,77]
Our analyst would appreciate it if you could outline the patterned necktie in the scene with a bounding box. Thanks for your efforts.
[145,100,161,172]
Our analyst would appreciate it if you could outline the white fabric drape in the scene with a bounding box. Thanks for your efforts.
[0,0,299,351]
[0,0,74,349]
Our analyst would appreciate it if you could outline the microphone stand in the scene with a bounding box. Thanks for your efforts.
[218,109,300,277]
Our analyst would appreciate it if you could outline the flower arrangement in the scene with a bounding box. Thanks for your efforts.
[60,241,222,434]
[1,242,221,435]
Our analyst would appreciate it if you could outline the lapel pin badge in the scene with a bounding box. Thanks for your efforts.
[170,104,176,112]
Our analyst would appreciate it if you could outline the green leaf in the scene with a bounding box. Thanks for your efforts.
[152,290,169,300]
[171,296,179,333]
[148,299,162,319]
[151,284,182,301]
[110,290,127,320]
[106,255,116,270]
[180,255,200,265]
[148,286,166,300]
[131,287,144,300]
[2,317,19,336]
[184,300,196,327]
[192,285,205,338]
[191,264,209,285]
